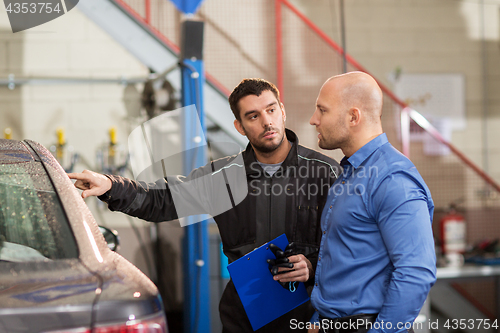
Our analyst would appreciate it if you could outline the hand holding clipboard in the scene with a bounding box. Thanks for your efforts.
[267,242,299,292]
[227,234,310,331]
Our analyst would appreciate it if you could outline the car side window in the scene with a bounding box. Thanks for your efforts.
[0,162,78,262]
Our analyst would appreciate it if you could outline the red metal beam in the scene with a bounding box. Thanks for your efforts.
[114,0,180,53]
[451,282,495,320]
[400,108,411,158]
[275,0,284,101]
[145,0,151,25]
[205,72,231,97]
[408,109,500,193]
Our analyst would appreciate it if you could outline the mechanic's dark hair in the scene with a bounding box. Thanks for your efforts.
[229,78,281,121]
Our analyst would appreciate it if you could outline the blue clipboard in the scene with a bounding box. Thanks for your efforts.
[227,234,309,331]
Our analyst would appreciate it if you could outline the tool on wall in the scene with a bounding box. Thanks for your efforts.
[4,128,12,139]
[96,127,129,175]
[49,128,79,173]
[142,75,179,119]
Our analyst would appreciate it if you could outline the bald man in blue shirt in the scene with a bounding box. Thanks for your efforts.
[279,72,436,333]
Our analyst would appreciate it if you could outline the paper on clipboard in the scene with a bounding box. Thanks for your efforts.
[227,234,309,331]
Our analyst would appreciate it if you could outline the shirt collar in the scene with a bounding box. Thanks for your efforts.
[346,133,388,169]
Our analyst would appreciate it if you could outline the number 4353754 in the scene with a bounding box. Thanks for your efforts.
[6,2,62,14]
[444,319,498,330]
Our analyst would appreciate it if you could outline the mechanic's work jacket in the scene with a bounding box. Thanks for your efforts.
[99,129,340,333]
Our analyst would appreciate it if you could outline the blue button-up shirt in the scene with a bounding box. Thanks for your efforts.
[311,133,436,333]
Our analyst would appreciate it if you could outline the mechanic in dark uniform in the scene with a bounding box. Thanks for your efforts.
[69,78,341,332]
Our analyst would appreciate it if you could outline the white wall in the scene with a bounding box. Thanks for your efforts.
[0,5,146,151]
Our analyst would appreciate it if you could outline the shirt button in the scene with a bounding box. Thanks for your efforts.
[319,257,321,261]
[342,181,345,184]
[315,282,318,286]
[329,205,332,209]
[323,231,326,234]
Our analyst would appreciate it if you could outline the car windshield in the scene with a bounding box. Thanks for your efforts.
[0,161,78,262]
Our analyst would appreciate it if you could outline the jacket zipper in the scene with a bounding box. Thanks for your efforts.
[269,176,273,239]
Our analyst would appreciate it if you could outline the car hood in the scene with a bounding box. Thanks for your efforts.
[0,254,163,332]
[0,259,99,332]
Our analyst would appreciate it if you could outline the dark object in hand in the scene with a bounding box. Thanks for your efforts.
[267,243,297,290]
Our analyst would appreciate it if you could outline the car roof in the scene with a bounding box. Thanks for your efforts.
[0,139,36,163]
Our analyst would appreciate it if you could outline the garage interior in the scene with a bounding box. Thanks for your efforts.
[1,0,500,332]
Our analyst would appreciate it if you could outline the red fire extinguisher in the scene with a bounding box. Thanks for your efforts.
[440,205,466,255]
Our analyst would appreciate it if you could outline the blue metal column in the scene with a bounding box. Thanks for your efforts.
[181,57,211,333]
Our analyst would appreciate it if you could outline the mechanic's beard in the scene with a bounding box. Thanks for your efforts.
[248,126,285,154]
[253,133,285,153]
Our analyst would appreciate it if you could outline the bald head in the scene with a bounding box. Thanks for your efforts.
[310,71,384,156]
[324,71,383,124]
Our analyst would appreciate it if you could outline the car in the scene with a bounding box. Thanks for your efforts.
[0,138,168,333]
